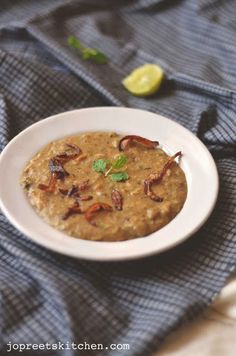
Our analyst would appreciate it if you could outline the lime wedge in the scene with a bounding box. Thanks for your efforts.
[122,64,164,96]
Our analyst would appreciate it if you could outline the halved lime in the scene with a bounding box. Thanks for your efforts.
[122,64,164,96]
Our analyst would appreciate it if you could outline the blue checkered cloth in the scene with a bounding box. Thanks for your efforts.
[0,1,236,355]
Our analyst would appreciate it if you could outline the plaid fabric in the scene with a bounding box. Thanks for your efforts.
[0,1,236,355]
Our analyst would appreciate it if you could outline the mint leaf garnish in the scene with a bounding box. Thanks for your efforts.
[93,155,128,179]
[92,159,108,173]
[110,172,129,182]
[112,154,128,170]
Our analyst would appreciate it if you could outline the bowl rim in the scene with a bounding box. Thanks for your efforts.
[0,107,219,261]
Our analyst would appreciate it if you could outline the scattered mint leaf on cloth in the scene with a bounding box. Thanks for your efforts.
[92,159,108,173]
[110,172,129,182]
[67,36,82,50]
[82,48,108,64]
[68,36,108,64]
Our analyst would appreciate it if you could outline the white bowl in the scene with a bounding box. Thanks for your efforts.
[0,107,219,261]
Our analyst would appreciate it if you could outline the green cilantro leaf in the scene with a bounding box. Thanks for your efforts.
[112,154,128,170]
[110,172,129,182]
[68,35,108,64]
[92,159,108,173]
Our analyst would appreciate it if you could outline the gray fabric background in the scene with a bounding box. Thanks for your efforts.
[0,1,236,355]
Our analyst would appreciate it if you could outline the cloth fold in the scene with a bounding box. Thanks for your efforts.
[0,1,236,355]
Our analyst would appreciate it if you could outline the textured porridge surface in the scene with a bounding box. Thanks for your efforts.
[20,132,187,241]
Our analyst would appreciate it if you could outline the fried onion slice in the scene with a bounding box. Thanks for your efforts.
[85,202,113,226]
[144,151,182,202]
[119,135,158,151]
